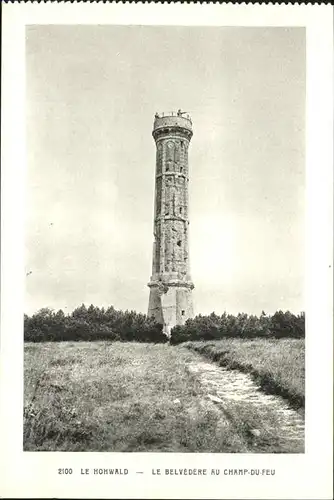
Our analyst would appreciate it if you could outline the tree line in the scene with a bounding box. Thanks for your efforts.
[24,305,166,343]
[170,310,305,344]
[24,305,305,343]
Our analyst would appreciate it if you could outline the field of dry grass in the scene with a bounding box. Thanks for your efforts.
[24,340,304,452]
[183,338,305,410]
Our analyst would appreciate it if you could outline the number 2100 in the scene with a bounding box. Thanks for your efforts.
[58,468,73,475]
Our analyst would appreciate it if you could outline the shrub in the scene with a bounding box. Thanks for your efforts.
[24,305,166,343]
[170,311,305,344]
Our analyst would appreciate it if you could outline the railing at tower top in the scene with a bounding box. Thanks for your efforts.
[155,111,192,124]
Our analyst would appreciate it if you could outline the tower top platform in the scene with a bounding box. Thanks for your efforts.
[153,110,193,134]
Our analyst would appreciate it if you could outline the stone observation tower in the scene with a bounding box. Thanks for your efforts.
[148,110,194,336]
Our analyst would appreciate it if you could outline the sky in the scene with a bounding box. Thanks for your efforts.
[25,25,305,316]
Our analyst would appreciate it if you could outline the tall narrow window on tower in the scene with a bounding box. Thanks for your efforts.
[148,111,194,337]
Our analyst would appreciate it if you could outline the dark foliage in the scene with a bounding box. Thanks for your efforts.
[24,306,305,345]
[170,311,305,344]
[24,305,166,343]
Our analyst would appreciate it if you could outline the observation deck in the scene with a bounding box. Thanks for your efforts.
[153,110,193,139]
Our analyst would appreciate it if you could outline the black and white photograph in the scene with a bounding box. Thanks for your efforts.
[1,3,333,499]
[24,23,306,454]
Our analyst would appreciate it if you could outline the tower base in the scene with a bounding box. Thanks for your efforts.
[148,281,194,337]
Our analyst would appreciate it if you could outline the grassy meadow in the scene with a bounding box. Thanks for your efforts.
[24,340,304,452]
[184,338,305,411]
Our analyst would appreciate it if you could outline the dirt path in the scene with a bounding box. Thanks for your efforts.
[186,359,304,452]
